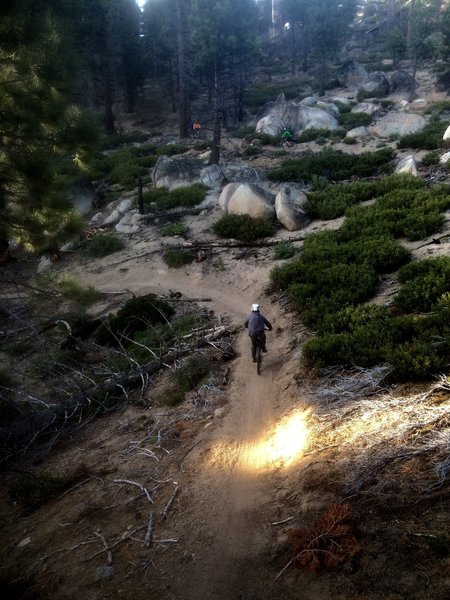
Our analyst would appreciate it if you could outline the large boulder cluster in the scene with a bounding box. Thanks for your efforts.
[218,182,311,232]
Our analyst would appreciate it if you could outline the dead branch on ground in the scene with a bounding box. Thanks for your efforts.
[160,484,179,519]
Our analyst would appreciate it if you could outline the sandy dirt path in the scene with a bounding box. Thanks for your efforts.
[69,253,296,599]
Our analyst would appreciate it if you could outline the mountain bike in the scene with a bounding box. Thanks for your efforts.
[253,330,268,375]
[276,139,295,149]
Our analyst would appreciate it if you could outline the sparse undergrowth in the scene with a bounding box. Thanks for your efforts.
[85,233,125,258]
[272,183,450,381]
[162,247,195,267]
[143,184,207,211]
[268,147,394,183]
[213,214,275,242]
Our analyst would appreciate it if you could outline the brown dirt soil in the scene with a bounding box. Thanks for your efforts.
[1,70,449,600]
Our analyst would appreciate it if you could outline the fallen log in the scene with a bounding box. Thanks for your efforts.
[0,325,239,462]
[176,236,307,249]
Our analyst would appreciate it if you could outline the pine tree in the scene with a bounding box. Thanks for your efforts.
[190,0,258,163]
[0,0,97,259]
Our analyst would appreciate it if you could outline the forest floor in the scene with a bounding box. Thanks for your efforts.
[0,72,449,600]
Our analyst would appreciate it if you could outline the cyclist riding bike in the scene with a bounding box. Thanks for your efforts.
[244,304,273,363]
[280,127,294,147]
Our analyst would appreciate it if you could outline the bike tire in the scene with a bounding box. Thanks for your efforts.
[256,345,262,375]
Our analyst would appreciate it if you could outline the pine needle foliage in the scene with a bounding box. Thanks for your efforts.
[268,148,394,183]
[0,1,98,254]
[213,214,275,242]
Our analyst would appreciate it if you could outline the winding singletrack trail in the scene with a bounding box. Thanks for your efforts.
[75,255,304,599]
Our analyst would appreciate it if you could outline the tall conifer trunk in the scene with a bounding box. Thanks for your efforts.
[176,0,191,138]
[210,64,221,165]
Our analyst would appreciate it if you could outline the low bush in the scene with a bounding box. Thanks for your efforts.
[421,151,440,166]
[58,275,101,306]
[96,294,174,345]
[397,115,449,150]
[130,313,209,361]
[339,111,372,130]
[172,356,209,391]
[273,240,296,260]
[386,339,445,381]
[268,148,394,183]
[161,223,189,237]
[193,140,211,151]
[242,145,261,157]
[143,183,207,211]
[304,183,373,220]
[395,257,450,313]
[163,356,210,406]
[302,303,450,381]
[86,234,125,258]
[156,143,188,156]
[213,214,275,242]
[162,248,195,268]
[91,144,158,186]
[296,128,332,143]
[341,186,450,242]
[270,229,405,329]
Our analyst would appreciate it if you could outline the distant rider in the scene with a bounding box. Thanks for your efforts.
[244,304,273,362]
[281,127,294,145]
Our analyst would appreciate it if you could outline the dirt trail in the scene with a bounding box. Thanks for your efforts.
[70,251,296,599]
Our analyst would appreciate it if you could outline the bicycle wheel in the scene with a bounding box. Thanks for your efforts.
[256,345,262,375]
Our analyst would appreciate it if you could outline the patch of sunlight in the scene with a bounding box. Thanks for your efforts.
[209,409,311,474]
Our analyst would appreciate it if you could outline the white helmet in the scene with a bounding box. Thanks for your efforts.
[251,303,260,312]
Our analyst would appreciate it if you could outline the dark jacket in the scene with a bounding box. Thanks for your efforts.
[244,312,272,336]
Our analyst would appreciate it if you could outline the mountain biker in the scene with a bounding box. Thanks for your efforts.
[281,127,294,145]
[244,304,273,362]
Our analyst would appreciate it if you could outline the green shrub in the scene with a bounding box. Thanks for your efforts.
[143,183,207,211]
[193,140,211,151]
[86,234,125,258]
[397,115,449,150]
[339,111,372,130]
[273,240,296,260]
[162,248,195,268]
[96,294,174,345]
[421,151,440,166]
[343,137,357,144]
[157,143,188,156]
[268,147,394,183]
[130,314,208,361]
[341,186,450,242]
[172,356,209,391]
[296,128,331,143]
[242,145,261,157]
[386,339,445,381]
[395,257,450,313]
[91,144,158,186]
[163,356,210,406]
[161,223,189,237]
[243,132,277,146]
[213,214,275,242]
[58,275,101,306]
[357,89,385,101]
[270,227,410,329]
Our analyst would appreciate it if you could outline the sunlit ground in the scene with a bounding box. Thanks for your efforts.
[209,409,311,474]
